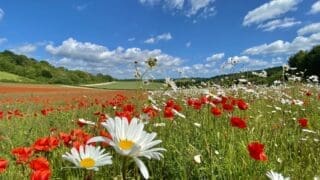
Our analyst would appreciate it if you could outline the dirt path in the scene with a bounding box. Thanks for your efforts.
[82,82,115,87]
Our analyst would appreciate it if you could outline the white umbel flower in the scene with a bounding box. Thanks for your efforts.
[62,145,112,171]
[266,170,290,180]
[87,116,166,179]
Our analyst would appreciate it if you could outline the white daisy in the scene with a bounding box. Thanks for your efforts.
[88,116,166,179]
[266,170,290,180]
[62,145,112,171]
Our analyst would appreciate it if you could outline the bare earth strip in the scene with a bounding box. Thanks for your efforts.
[82,82,115,87]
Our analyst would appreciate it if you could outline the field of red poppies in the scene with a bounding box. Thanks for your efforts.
[0,82,320,179]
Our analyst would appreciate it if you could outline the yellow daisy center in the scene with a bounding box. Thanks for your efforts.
[80,158,96,168]
[119,139,134,150]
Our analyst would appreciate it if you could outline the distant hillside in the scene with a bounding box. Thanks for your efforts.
[0,50,113,85]
[175,66,283,87]
[0,71,36,83]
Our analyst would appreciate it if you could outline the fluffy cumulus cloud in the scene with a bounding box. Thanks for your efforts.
[45,38,183,78]
[0,8,4,21]
[11,44,37,55]
[309,0,320,14]
[243,0,301,26]
[297,22,320,36]
[257,17,301,31]
[243,22,320,55]
[206,52,224,62]
[139,0,216,18]
[144,33,172,44]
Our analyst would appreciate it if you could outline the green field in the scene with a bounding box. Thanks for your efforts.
[85,81,164,90]
[0,71,36,83]
[1,82,320,179]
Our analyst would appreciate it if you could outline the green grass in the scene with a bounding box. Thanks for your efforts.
[0,71,36,83]
[85,81,164,90]
[1,83,320,179]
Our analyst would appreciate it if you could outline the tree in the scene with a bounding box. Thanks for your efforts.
[288,45,320,77]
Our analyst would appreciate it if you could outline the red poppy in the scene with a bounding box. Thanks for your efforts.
[187,98,203,110]
[200,96,210,104]
[0,111,3,119]
[29,157,50,171]
[237,99,248,110]
[247,142,268,161]
[69,129,92,150]
[30,170,51,180]
[142,106,158,119]
[11,147,34,163]
[33,137,59,152]
[59,132,71,146]
[115,111,133,122]
[230,117,247,129]
[41,109,49,116]
[298,118,308,128]
[165,99,182,112]
[222,103,234,112]
[0,158,8,173]
[211,107,222,116]
[164,107,175,119]
[122,104,135,113]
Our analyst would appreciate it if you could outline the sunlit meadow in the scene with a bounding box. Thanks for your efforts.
[0,60,320,180]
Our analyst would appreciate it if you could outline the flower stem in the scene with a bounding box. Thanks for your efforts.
[122,156,129,180]
[84,170,94,180]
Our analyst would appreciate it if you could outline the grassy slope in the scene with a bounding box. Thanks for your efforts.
[0,71,36,83]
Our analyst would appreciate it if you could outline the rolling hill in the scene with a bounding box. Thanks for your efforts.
[0,50,113,85]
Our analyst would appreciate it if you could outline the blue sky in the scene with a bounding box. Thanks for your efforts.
[0,0,320,79]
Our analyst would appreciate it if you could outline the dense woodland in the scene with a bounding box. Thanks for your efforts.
[0,50,113,84]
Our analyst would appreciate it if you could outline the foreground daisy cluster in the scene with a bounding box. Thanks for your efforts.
[63,117,165,179]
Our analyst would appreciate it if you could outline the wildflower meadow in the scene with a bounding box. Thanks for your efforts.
[1,65,320,179]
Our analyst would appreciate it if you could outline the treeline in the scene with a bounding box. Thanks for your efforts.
[0,50,113,84]
[289,45,320,77]
[175,66,283,87]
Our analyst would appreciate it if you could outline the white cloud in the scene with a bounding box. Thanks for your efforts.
[0,8,4,21]
[166,0,185,9]
[206,52,224,61]
[75,4,88,11]
[139,0,216,18]
[221,55,269,71]
[258,17,301,31]
[309,1,320,14]
[185,41,191,47]
[144,38,156,44]
[139,0,161,5]
[243,0,301,26]
[297,22,320,36]
[188,0,215,16]
[11,44,37,55]
[46,38,183,78]
[243,32,320,55]
[128,37,136,42]
[0,37,7,45]
[144,33,172,44]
